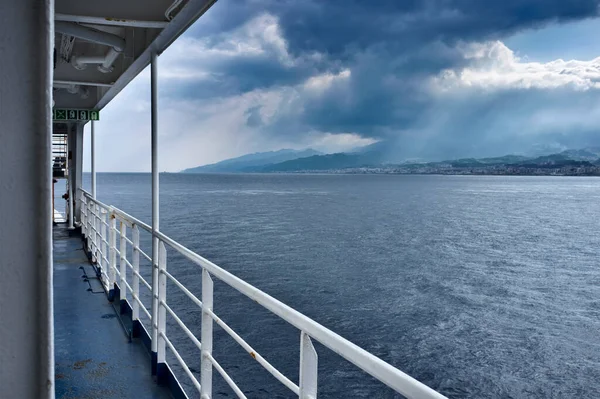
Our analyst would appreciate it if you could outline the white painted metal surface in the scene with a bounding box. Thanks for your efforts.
[109,216,117,287]
[132,225,141,321]
[157,242,167,364]
[119,222,127,299]
[67,179,74,229]
[55,13,169,29]
[151,51,160,358]
[91,120,96,198]
[0,2,54,396]
[200,269,214,399]
[300,333,318,399]
[78,189,447,399]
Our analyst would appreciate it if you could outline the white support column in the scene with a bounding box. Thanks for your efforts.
[200,269,214,399]
[0,0,54,396]
[67,172,74,230]
[66,122,74,229]
[150,51,160,373]
[91,120,96,198]
[71,124,84,223]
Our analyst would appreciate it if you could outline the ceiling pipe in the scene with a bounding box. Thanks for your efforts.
[55,21,125,73]
[55,13,168,29]
[165,0,184,20]
[52,82,90,99]
[71,48,120,73]
[55,21,125,50]
[53,79,114,88]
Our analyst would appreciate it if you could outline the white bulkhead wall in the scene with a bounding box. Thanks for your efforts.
[0,0,55,398]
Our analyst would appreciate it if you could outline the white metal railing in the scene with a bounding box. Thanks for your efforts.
[78,188,447,399]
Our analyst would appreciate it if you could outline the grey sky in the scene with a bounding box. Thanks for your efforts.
[84,0,600,172]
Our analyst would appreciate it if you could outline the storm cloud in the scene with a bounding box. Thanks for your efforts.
[88,0,600,171]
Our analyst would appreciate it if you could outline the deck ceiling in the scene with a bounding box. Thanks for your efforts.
[53,0,216,110]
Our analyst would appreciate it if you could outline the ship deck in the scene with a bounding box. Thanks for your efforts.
[53,224,172,399]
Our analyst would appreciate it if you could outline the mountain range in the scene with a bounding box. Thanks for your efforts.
[180,144,600,173]
[181,148,322,173]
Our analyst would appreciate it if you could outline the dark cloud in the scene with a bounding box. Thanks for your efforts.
[194,0,600,56]
[245,105,264,127]
[170,0,600,160]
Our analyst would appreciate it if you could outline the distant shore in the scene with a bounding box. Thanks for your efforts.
[263,165,600,176]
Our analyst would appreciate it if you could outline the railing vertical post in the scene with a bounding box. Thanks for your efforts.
[131,225,140,332]
[94,204,100,262]
[157,242,167,384]
[80,193,86,237]
[299,332,318,399]
[119,220,127,307]
[200,269,214,399]
[150,50,160,375]
[85,199,90,248]
[109,212,117,298]
[100,209,107,276]
[88,200,93,253]
[90,203,94,257]
[83,195,87,236]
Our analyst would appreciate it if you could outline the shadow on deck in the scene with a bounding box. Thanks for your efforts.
[53,224,172,399]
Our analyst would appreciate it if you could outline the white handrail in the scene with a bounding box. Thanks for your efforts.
[77,188,447,399]
[155,230,446,399]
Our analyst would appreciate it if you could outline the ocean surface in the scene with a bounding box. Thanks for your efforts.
[78,173,600,398]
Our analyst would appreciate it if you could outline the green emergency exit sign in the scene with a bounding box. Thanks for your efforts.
[53,109,99,121]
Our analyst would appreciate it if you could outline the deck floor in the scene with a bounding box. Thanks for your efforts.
[53,225,172,399]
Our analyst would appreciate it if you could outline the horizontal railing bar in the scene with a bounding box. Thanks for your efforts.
[124,236,134,246]
[160,332,202,392]
[159,300,202,352]
[81,191,111,210]
[115,217,134,228]
[208,354,247,399]
[78,190,447,399]
[160,269,203,309]
[155,231,445,399]
[132,269,152,291]
[204,307,299,394]
[110,207,152,233]
[132,293,152,320]
[121,279,133,293]
[124,258,133,270]
[139,248,152,263]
